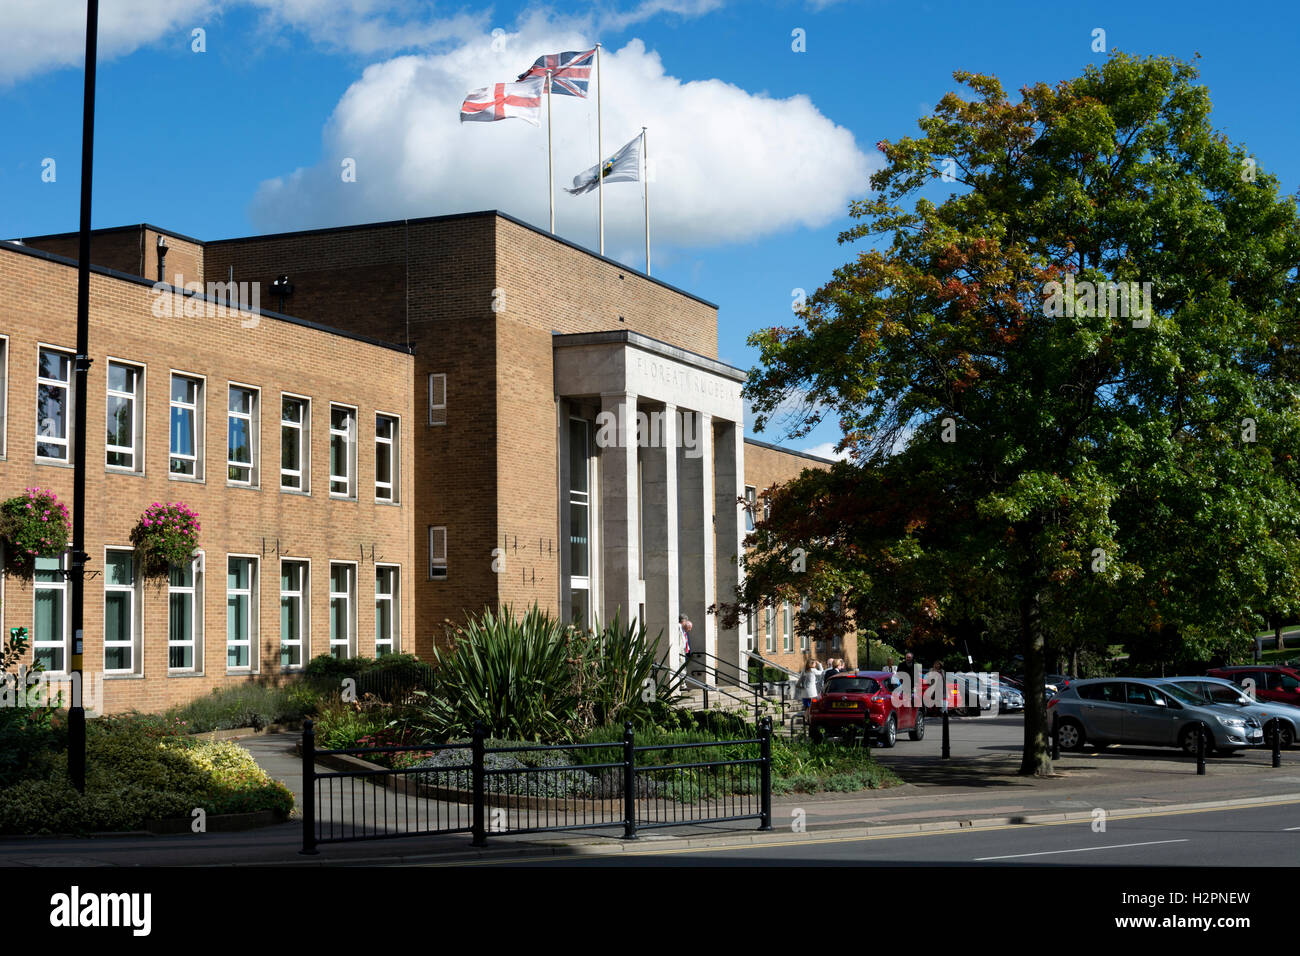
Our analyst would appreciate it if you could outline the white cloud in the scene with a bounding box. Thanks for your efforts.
[0,0,216,85]
[0,0,487,86]
[799,441,850,461]
[248,13,875,255]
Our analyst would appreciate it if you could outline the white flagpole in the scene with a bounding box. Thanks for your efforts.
[596,43,604,256]
[642,126,650,275]
[546,70,555,234]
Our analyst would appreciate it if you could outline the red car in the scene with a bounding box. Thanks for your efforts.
[808,670,925,747]
[1206,666,1300,707]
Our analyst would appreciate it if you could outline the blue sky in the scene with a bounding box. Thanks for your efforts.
[2,0,1297,456]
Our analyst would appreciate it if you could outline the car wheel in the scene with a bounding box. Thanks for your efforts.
[1056,718,1085,752]
[879,715,897,748]
[1266,721,1295,749]
[1179,723,1212,756]
[909,709,925,741]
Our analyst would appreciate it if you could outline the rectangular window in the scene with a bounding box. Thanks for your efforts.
[281,395,309,492]
[330,404,356,497]
[429,373,446,426]
[33,555,68,672]
[103,549,139,673]
[168,556,202,670]
[280,560,308,669]
[744,486,757,532]
[375,413,398,502]
[227,385,258,485]
[227,556,256,670]
[745,610,756,653]
[765,606,775,654]
[106,360,143,471]
[37,346,73,462]
[375,566,398,657]
[170,374,203,478]
[429,526,447,580]
[329,563,356,659]
[783,602,793,653]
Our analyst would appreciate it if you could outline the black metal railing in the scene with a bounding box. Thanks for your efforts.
[301,717,774,853]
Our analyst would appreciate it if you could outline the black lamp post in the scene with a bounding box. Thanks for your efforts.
[69,0,100,794]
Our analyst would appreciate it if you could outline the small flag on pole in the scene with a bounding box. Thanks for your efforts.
[565,134,642,195]
[460,77,544,126]
[518,48,595,97]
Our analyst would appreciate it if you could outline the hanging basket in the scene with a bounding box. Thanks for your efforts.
[0,488,71,580]
[130,502,201,581]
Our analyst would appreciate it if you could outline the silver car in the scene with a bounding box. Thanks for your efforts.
[1049,678,1264,755]
[1162,676,1300,749]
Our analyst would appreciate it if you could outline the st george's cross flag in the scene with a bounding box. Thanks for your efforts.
[460,77,544,126]
[565,134,642,195]
[517,48,595,97]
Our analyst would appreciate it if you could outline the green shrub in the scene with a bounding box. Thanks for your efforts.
[163,682,306,733]
[416,605,667,743]
[312,699,392,751]
[0,720,295,834]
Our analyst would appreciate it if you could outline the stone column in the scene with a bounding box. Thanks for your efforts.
[714,419,745,678]
[677,410,715,685]
[642,403,679,673]
[600,392,640,628]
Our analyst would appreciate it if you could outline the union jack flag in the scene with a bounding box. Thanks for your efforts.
[517,47,595,97]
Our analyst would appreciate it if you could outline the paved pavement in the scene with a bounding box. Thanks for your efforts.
[4,717,1300,866]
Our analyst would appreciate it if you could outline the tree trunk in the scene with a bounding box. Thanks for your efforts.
[1019,586,1052,776]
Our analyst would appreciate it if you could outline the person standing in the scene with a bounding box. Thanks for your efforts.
[797,660,821,716]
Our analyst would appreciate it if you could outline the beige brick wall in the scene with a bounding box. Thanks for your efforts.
[742,440,856,672]
[0,244,414,714]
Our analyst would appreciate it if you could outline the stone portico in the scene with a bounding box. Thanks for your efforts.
[553,330,747,677]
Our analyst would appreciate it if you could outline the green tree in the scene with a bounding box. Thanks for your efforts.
[740,53,1300,775]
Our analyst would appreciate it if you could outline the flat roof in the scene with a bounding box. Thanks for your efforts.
[20,211,720,311]
[743,436,840,466]
[209,210,720,310]
[0,240,414,355]
[553,329,745,383]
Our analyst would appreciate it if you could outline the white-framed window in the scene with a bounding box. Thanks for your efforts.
[170,373,203,479]
[280,394,309,492]
[567,417,591,628]
[168,553,203,671]
[103,548,140,673]
[37,345,73,462]
[226,555,257,670]
[375,565,399,657]
[428,373,446,426]
[33,555,68,672]
[105,360,144,471]
[227,384,259,485]
[764,606,775,654]
[762,493,771,522]
[429,526,447,580]
[744,485,757,532]
[0,334,10,457]
[783,601,793,653]
[799,597,809,652]
[280,559,308,670]
[329,404,356,497]
[745,609,756,653]
[375,413,398,502]
[329,562,356,659]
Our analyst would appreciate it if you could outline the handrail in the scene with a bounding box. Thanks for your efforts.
[743,651,800,680]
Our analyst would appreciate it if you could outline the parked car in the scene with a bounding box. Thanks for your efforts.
[1048,677,1264,755]
[809,670,924,747]
[1205,665,1300,708]
[947,672,1023,714]
[1164,676,1300,748]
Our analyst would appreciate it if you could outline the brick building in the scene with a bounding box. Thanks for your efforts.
[3,211,845,714]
